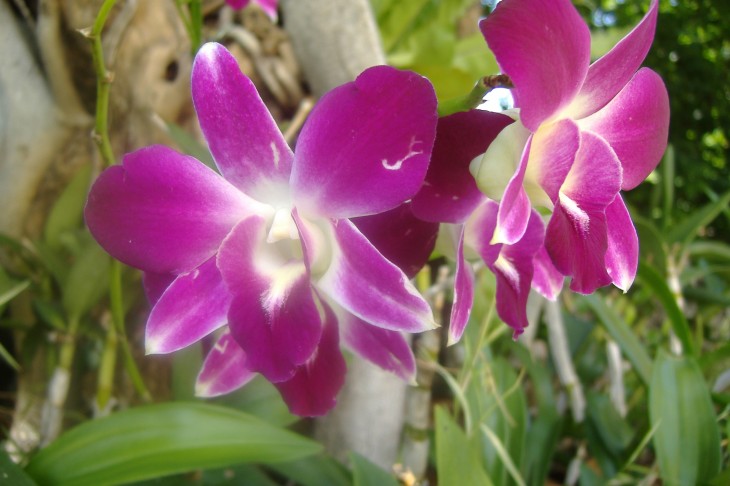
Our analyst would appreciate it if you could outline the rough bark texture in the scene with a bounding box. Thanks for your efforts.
[281,0,408,470]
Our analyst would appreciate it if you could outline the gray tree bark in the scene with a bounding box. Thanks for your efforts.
[281,0,408,470]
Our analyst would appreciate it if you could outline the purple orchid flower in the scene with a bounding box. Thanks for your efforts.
[225,0,278,20]
[471,0,669,294]
[85,42,438,416]
[411,110,563,342]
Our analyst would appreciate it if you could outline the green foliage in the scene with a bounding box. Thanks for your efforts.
[435,406,493,485]
[25,402,321,486]
[350,453,399,486]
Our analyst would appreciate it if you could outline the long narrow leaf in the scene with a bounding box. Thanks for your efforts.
[25,402,321,486]
[637,261,695,356]
[582,294,653,385]
[667,191,730,246]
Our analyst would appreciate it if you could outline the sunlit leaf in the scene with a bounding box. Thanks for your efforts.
[350,452,399,486]
[435,406,493,486]
[649,351,721,486]
[25,402,321,486]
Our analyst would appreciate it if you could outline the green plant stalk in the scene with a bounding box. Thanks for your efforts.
[189,0,203,54]
[458,297,496,391]
[437,74,514,117]
[88,0,150,402]
[95,317,118,413]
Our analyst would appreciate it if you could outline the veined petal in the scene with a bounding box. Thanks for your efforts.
[578,68,669,190]
[605,194,638,292]
[529,119,580,203]
[317,218,436,333]
[218,217,323,382]
[192,43,293,202]
[196,329,255,397]
[146,258,230,354]
[411,110,513,223]
[351,202,439,279]
[85,145,258,274]
[480,0,591,131]
[570,0,659,118]
[291,66,437,219]
[448,226,475,345]
[340,311,416,382]
[532,246,564,301]
[275,300,346,417]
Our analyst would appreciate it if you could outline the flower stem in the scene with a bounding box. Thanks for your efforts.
[437,74,514,117]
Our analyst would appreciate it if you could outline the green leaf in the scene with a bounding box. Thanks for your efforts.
[62,241,110,320]
[435,406,493,486]
[0,268,29,310]
[585,392,634,457]
[582,294,653,385]
[268,456,351,486]
[350,452,399,486]
[0,449,37,485]
[666,191,730,246]
[25,402,321,486]
[44,165,92,249]
[0,341,20,371]
[649,351,721,486]
[165,122,216,171]
[637,261,695,356]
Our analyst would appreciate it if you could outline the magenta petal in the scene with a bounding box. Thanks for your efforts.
[480,0,590,131]
[196,329,255,397]
[493,139,532,245]
[411,110,513,223]
[605,195,638,292]
[255,0,278,19]
[85,145,256,274]
[317,219,436,333]
[530,119,580,202]
[578,68,670,190]
[218,217,323,382]
[142,272,175,306]
[351,202,438,279]
[571,0,659,117]
[532,246,564,301]
[192,43,293,200]
[340,311,416,382]
[291,66,437,218]
[146,258,230,354]
[225,0,248,9]
[275,301,346,417]
[448,227,475,345]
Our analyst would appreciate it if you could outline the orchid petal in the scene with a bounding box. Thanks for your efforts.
[411,110,512,223]
[291,66,437,219]
[545,132,622,293]
[146,258,230,354]
[85,145,257,274]
[492,137,532,245]
[317,218,436,333]
[480,0,591,131]
[605,194,638,292]
[275,300,346,417]
[218,217,323,382]
[578,68,670,190]
[351,202,438,279]
[192,43,293,202]
[570,0,659,118]
[529,119,580,203]
[142,272,175,306]
[340,311,416,382]
[255,0,278,19]
[196,329,255,397]
[532,246,564,301]
[448,226,475,345]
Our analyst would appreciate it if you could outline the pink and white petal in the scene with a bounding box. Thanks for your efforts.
[291,66,437,219]
[578,68,670,190]
[275,301,346,417]
[340,311,415,382]
[351,202,439,279]
[146,258,230,354]
[411,110,513,223]
[480,0,591,131]
[546,202,612,294]
[218,217,323,382]
[85,145,258,275]
[532,246,564,301]
[570,0,659,118]
[317,218,437,333]
[605,194,638,292]
[142,272,175,306]
[192,43,293,201]
[492,140,532,245]
[448,226,475,345]
[255,0,278,19]
[196,329,255,397]
[529,119,580,203]
[561,131,623,209]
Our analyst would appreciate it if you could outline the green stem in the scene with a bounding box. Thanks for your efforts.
[437,74,514,117]
[95,316,117,413]
[89,0,118,168]
[189,0,203,54]
[458,297,496,390]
